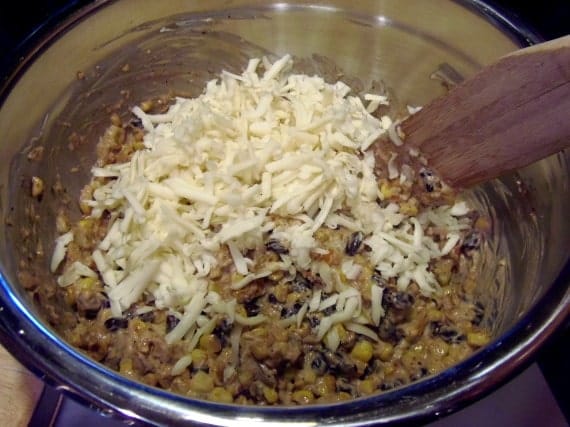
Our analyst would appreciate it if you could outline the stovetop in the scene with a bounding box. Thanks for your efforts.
[1,1,568,426]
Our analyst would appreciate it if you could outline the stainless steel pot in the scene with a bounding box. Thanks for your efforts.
[0,1,568,425]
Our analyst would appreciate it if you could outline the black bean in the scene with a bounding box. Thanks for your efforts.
[472,302,485,326]
[166,314,180,333]
[380,378,404,391]
[124,307,137,320]
[244,297,261,317]
[461,232,481,254]
[265,238,289,255]
[363,359,381,378]
[213,318,232,347]
[308,352,328,375]
[291,274,312,292]
[139,311,155,322]
[267,293,278,304]
[377,319,405,343]
[372,270,387,286]
[104,317,129,331]
[100,297,111,309]
[258,363,277,387]
[324,351,357,376]
[336,378,357,395]
[345,231,364,256]
[280,302,302,318]
[129,117,143,128]
[307,314,320,328]
[430,321,465,343]
[383,290,415,311]
[322,305,336,316]
[419,168,440,192]
[84,308,100,320]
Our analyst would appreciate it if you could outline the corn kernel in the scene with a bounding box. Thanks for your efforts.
[292,390,314,404]
[209,387,233,403]
[298,368,317,385]
[199,334,222,355]
[140,100,154,112]
[427,308,444,322]
[380,182,393,198]
[467,331,490,347]
[358,379,375,395]
[119,358,134,377]
[263,386,279,404]
[77,277,97,290]
[351,340,374,363]
[191,349,208,366]
[377,342,394,362]
[190,371,214,393]
[399,199,418,216]
[314,375,336,397]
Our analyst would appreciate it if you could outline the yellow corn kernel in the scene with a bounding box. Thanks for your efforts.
[263,386,279,404]
[399,200,418,216]
[314,375,336,397]
[427,308,444,322]
[298,368,317,385]
[140,100,154,112]
[199,334,222,355]
[209,387,233,403]
[269,270,284,282]
[191,348,208,366]
[335,324,348,341]
[238,370,254,386]
[119,358,134,377]
[351,340,374,363]
[292,390,315,405]
[77,277,97,290]
[467,331,490,347]
[273,282,289,303]
[190,371,214,393]
[380,182,393,198]
[434,259,454,286]
[377,342,394,362]
[131,318,146,333]
[358,379,375,395]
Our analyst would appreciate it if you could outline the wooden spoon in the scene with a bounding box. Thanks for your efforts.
[398,35,570,189]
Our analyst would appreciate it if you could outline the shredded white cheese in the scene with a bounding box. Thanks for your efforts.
[55,55,470,349]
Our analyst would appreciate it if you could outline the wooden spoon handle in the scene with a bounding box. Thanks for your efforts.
[400,35,570,189]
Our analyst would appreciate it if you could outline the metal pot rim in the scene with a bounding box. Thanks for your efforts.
[0,1,568,426]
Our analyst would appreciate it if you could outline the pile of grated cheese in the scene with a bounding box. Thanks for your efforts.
[52,55,472,358]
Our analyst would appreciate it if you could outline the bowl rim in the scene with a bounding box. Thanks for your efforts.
[1,1,568,426]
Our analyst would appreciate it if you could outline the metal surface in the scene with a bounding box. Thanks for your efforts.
[0,0,569,425]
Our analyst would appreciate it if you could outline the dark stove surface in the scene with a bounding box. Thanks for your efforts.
[0,1,568,426]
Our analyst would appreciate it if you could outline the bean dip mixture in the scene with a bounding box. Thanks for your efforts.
[47,55,490,405]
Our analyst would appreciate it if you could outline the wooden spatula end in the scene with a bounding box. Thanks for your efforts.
[399,35,570,189]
